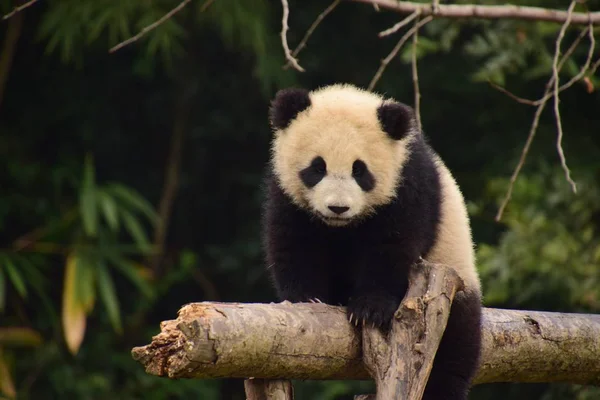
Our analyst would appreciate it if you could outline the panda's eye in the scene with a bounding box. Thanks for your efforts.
[311,156,326,174]
[352,160,367,177]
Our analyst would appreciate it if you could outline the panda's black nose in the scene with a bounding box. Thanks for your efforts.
[328,205,350,215]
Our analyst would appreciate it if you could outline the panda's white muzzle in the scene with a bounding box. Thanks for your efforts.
[308,176,366,226]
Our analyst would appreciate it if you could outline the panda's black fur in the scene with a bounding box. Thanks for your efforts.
[261,86,482,400]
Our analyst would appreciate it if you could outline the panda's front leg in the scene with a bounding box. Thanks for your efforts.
[267,244,333,304]
[346,249,412,332]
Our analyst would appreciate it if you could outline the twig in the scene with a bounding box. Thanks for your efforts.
[591,58,600,74]
[411,20,422,131]
[556,23,596,97]
[489,25,591,106]
[368,15,433,91]
[283,0,341,70]
[280,0,305,72]
[379,10,420,38]
[348,0,600,25]
[2,0,38,20]
[109,0,205,53]
[495,1,578,222]
[487,81,538,106]
[552,2,580,194]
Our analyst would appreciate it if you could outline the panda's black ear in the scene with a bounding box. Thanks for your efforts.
[377,101,415,140]
[269,88,311,130]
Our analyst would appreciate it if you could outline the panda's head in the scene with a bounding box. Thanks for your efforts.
[268,84,418,227]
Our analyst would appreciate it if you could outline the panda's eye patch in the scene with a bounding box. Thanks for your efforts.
[352,159,375,192]
[352,160,367,177]
[311,156,326,174]
[299,156,326,188]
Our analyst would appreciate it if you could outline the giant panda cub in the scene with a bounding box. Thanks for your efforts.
[261,83,482,400]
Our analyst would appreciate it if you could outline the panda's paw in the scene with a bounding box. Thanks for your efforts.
[347,294,400,332]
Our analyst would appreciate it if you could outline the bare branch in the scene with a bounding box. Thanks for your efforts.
[488,25,592,106]
[553,12,596,195]
[411,21,422,131]
[280,0,305,72]
[347,0,600,25]
[592,58,600,74]
[487,81,538,106]
[283,0,341,70]
[109,0,214,53]
[2,0,38,20]
[554,23,596,99]
[495,1,578,222]
[379,10,420,38]
[368,16,433,91]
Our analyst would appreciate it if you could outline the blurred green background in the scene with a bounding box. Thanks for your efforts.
[1,0,599,399]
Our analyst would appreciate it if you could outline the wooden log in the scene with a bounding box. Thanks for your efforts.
[244,379,294,400]
[360,261,464,399]
[132,285,600,386]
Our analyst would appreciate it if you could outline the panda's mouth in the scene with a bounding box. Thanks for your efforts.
[316,212,353,226]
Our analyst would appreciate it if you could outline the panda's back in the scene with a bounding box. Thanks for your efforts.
[423,150,480,293]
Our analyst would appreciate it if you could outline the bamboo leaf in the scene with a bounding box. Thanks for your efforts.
[98,190,119,232]
[105,183,157,223]
[104,253,152,297]
[0,349,16,399]
[2,257,27,298]
[0,327,43,347]
[80,156,98,237]
[95,260,122,334]
[120,209,151,252]
[62,252,87,355]
[76,252,96,313]
[0,269,4,312]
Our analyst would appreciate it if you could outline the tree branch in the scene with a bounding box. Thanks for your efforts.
[361,261,463,400]
[379,10,420,38]
[347,0,600,25]
[279,0,304,72]
[411,20,422,132]
[131,292,600,386]
[494,2,596,221]
[109,0,214,53]
[150,95,190,274]
[283,0,341,70]
[2,0,37,20]
[551,1,579,195]
[0,1,25,110]
[368,16,433,91]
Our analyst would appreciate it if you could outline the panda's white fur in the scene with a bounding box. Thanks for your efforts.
[429,152,481,294]
[270,83,480,293]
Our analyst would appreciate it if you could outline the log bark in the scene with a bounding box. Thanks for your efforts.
[361,262,463,400]
[348,0,600,25]
[132,297,600,387]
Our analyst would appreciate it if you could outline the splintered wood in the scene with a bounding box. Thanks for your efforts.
[360,261,464,399]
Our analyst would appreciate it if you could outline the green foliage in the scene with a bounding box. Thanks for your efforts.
[34,0,292,92]
[474,165,600,312]
[1,0,599,399]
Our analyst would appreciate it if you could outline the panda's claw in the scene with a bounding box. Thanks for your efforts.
[349,313,354,325]
[347,294,399,333]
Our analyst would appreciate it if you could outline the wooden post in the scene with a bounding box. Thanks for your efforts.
[360,260,464,400]
[244,379,294,400]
